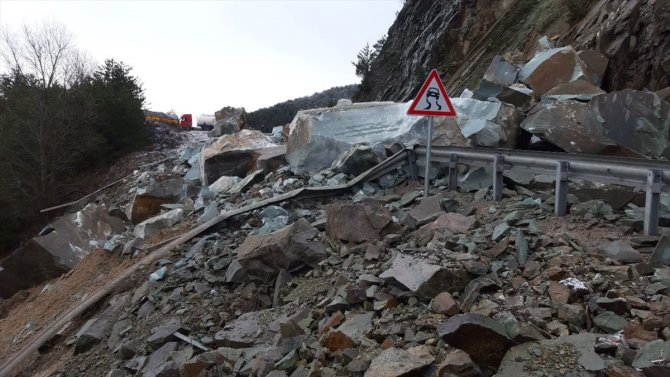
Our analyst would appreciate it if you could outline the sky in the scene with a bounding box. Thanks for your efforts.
[0,0,402,115]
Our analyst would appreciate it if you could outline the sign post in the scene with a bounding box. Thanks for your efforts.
[407,69,456,197]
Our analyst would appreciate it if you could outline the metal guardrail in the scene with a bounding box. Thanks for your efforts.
[413,145,670,236]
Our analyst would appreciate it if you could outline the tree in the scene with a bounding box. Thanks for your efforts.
[88,59,151,157]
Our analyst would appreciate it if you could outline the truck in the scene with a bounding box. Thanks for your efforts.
[180,114,215,131]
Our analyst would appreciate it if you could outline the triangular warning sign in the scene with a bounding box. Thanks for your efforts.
[407,69,456,116]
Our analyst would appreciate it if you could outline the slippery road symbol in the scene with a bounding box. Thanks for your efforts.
[424,87,442,110]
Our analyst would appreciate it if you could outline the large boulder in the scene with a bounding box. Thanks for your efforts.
[590,90,670,158]
[518,46,590,96]
[227,219,326,282]
[212,106,247,136]
[0,204,125,298]
[198,129,282,185]
[520,99,632,156]
[331,144,383,176]
[286,101,465,174]
[452,98,523,148]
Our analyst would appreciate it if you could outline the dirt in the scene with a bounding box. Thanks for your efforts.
[0,250,137,370]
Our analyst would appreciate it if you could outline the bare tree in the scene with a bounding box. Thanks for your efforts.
[0,22,100,214]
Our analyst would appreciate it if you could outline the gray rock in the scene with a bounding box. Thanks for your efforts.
[0,204,125,298]
[632,340,670,370]
[596,241,643,263]
[133,209,184,239]
[143,342,177,377]
[437,313,513,368]
[228,219,326,282]
[492,223,511,242]
[286,101,465,174]
[593,311,628,333]
[208,176,241,194]
[75,295,129,354]
[212,106,247,136]
[331,144,383,176]
[651,236,670,266]
[571,200,613,217]
[380,253,470,299]
[521,100,619,155]
[451,97,522,148]
[590,90,670,158]
[336,312,374,344]
[199,129,279,185]
[459,166,492,192]
[326,203,393,243]
[364,346,434,377]
[518,46,589,96]
[496,333,607,376]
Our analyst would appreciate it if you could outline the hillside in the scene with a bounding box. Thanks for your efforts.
[247,84,358,132]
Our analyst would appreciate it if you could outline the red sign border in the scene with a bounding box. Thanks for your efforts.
[407,69,456,116]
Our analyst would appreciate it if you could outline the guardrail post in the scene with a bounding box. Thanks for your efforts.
[493,155,504,201]
[555,161,569,216]
[406,149,418,181]
[644,169,662,236]
[448,153,458,191]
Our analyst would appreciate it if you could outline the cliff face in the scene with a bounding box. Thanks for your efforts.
[356,0,669,102]
[568,0,670,92]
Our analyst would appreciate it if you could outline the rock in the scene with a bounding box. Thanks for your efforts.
[459,166,492,192]
[326,203,393,243]
[146,319,187,348]
[212,106,247,136]
[548,281,571,304]
[632,340,670,372]
[75,295,129,354]
[408,196,443,224]
[128,177,184,224]
[437,349,483,377]
[143,342,178,377]
[380,253,470,299]
[596,241,643,263]
[492,222,511,242]
[520,100,623,156]
[557,303,587,326]
[133,209,184,239]
[590,90,670,158]
[199,129,279,185]
[229,219,326,281]
[208,176,241,194]
[0,204,126,298]
[543,80,606,101]
[652,236,670,267]
[453,97,523,148]
[364,346,434,377]
[214,309,285,348]
[286,101,465,173]
[331,144,383,176]
[337,312,374,343]
[571,200,613,218]
[421,212,478,234]
[578,50,608,87]
[437,313,513,367]
[432,292,460,315]
[594,311,629,333]
[322,330,357,352]
[497,333,607,376]
[518,46,589,96]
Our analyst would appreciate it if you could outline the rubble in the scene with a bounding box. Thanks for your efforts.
[133,208,184,239]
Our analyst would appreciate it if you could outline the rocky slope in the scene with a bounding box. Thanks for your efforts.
[355,0,669,102]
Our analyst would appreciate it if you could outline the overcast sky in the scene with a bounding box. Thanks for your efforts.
[0,0,402,115]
